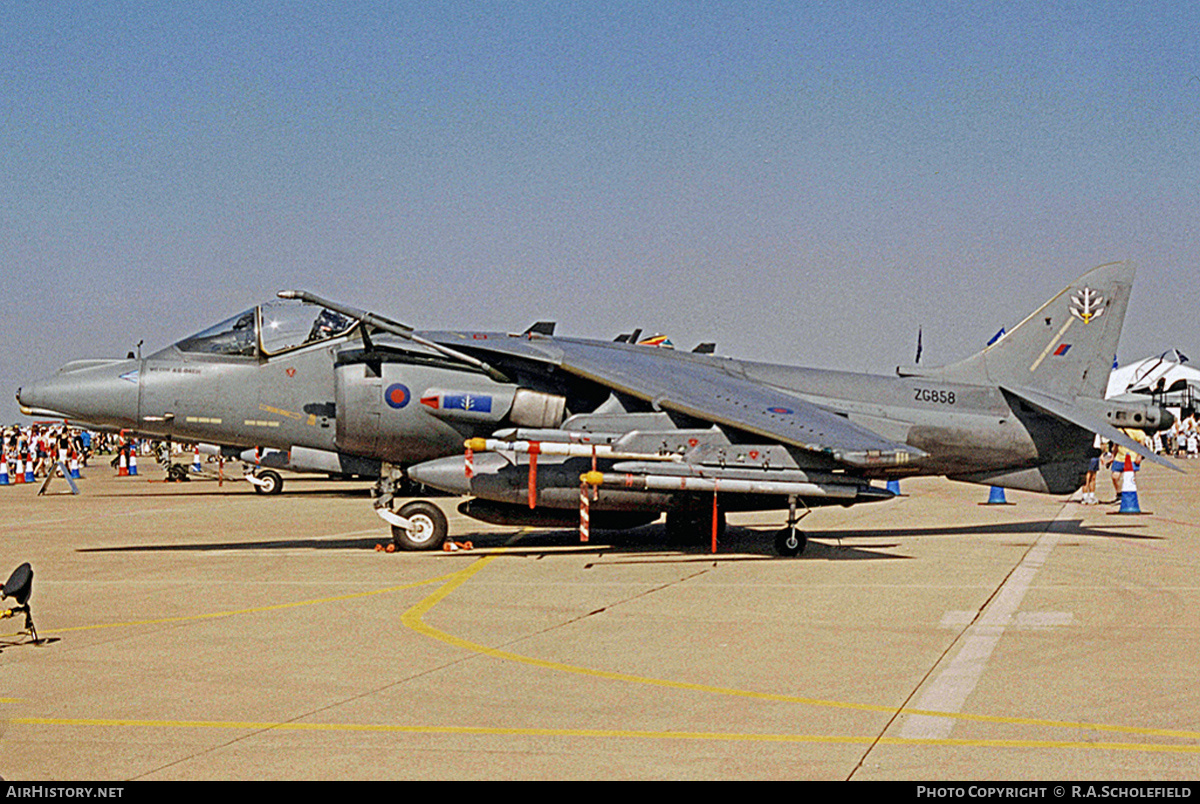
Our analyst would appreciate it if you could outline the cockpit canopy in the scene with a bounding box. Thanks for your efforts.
[174,301,357,358]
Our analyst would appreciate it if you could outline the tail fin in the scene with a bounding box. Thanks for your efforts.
[933,261,1133,399]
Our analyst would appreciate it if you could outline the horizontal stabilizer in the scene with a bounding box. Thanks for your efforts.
[1001,385,1182,473]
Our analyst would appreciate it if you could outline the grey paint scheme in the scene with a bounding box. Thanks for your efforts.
[16,261,1178,525]
[408,262,1173,497]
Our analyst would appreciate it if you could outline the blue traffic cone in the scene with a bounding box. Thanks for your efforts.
[984,485,1009,505]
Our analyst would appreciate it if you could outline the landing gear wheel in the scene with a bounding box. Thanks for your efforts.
[775,527,806,557]
[254,470,283,495]
[391,501,448,551]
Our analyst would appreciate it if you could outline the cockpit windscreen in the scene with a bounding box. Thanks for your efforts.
[174,309,258,356]
[173,302,356,357]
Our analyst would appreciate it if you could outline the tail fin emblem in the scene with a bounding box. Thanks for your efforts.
[1070,287,1105,324]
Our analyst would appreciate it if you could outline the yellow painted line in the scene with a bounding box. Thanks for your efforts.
[11,717,1200,754]
[40,570,461,635]
[403,557,1200,744]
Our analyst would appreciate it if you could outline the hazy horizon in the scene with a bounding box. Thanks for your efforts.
[5,2,1198,423]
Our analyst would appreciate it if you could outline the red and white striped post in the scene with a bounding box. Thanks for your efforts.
[579,481,590,543]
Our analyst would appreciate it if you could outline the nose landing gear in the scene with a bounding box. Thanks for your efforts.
[372,465,449,551]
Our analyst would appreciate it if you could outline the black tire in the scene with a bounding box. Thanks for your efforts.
[391,500,448,551]
[775,527,806,557]
[257,470,283,495]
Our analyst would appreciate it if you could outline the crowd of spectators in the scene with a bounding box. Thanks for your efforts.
[0,423,152,480]
[2,423,210,483]
[1168,412,1200,458]
[3,423,93,479]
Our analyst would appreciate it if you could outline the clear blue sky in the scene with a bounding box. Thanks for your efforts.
[4,1,1198,422]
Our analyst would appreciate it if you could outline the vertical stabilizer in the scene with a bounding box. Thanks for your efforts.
[933,261,1133,399]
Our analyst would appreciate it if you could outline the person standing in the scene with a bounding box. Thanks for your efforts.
[1110,429,1145,503]
[1080,436,1107,505]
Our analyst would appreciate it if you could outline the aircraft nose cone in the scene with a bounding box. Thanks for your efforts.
[18,359,141,428]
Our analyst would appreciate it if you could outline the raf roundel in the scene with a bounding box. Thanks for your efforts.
[384,383,411,410]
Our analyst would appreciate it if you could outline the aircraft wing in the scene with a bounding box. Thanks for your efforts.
[462,336,925,469]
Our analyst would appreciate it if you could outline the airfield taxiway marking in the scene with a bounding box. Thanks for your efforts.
[939,611,1074,629]
[9,549,1200,757]
[399,554,1200,745]
[35,568,461,636]
[900,513,1067,740]
[13,716,1200,755]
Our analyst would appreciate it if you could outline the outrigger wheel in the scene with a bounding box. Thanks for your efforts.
[774,495,808,557]
[391,500,449,551]
[774,526,807,557]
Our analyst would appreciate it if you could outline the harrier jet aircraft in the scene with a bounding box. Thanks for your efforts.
[17,261,1177,555]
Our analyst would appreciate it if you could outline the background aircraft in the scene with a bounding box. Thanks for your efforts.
[18,261,1176,555]
[183,443,381,494]
[1106,348,1199,414]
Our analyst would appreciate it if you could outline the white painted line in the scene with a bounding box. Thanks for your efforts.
[901,529,1064,740]
[939,611,975,629]
[1015,611,1074,628]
